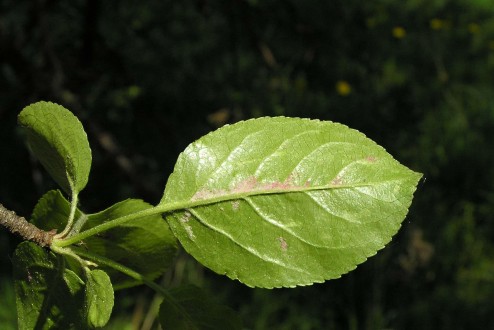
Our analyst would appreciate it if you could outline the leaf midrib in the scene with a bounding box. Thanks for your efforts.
[175,178,406,209]
[56,178,406,249]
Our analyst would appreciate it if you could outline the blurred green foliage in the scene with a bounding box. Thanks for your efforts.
[0,277,16,330]
[1,0,494,328]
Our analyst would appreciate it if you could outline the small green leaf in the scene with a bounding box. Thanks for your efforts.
[85,269,113,328]
[18,101,92,195]
[13,242,85,330]
[83,199,178,289]
[31,190,85,233]
[31,191,178,289]
[158,285,241,330]
[161,117,422,288]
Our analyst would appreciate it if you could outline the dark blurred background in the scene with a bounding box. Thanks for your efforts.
[1,0,494,329]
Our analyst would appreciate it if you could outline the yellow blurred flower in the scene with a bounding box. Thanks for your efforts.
[468,23,480,34]
[430,18,444,30]
[207,108,230,127]
[127,85,141,98]
[392,26,406,39]
[366,17,377,28]
[336,81,351,96]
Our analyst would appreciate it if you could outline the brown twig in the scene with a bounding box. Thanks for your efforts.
[0,203,56,247]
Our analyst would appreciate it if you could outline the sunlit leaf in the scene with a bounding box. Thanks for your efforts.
[158,285,241,330]
[161,117,422,288]
[18,101,92,195]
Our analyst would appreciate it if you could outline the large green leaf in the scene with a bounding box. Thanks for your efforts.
[13,242,86,330]
[161,117,422,288]
[31,190,178,289]
[18,101,92,195]
[159,285,242,330]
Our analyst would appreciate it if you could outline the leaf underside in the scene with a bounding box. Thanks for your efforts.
[31,190,178,289]
[18,101,92,196]
[83,198,178,289]
[161,117,422,288]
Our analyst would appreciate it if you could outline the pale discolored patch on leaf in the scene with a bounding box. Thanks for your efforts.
[278,237,288,252]
[161,117,422,288]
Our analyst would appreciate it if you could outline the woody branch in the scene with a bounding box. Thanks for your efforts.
[0,203,56,247]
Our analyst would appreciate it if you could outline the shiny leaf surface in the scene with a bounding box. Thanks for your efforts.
[161,117,422,288]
